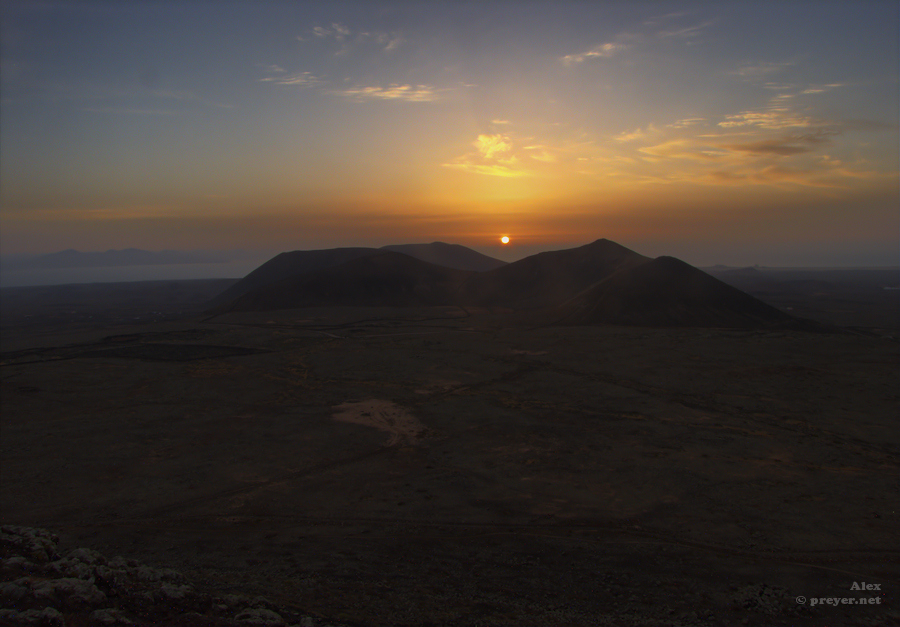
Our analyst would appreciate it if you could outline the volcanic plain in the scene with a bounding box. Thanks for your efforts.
[1,242,898,626]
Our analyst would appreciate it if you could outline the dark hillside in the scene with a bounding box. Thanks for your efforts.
[556,255,796,327]
[460,238,650,309]
[221,252,471,312]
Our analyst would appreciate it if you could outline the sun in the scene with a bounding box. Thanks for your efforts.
[500,235,510,244]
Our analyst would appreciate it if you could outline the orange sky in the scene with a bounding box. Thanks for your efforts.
[1,1,897,266]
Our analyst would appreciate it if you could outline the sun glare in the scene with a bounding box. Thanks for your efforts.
[500,236,510,244]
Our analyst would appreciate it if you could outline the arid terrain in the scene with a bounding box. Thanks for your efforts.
[1,257,898,626]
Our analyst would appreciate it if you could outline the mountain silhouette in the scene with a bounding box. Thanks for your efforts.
[381,242,507,271]
[222,252,469,311]
[460,238,649,309]
[207,247,377,308]
[208,242,505,308]
[210,239,799,328]
[554,255,796,327]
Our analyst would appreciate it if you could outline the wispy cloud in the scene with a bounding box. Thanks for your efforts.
[443,133,530,177]
[730,61,794,79]
[800,83,845,94]
[474,134,513,160]
[81,107,178,116]
[718,109,817,130]
[336,84,441,103]
[658,20,714,40]
[441,163,529,177]
[301,23,403,53]
[560,42,628,65]
[311,23,351,41]
[668,117,706,129]
[615,124,659,142]
[260,71,325,87]
[723,133,835,156]
[643,11,691,27]
[638,139,726,160]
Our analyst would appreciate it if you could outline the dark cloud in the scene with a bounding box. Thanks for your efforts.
[725,132,836,156]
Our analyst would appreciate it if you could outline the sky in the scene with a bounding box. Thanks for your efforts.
[1,0,898,267]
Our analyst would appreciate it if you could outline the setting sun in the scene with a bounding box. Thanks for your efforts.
[500,236,510,244]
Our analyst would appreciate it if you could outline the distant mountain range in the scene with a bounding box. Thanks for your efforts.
[2,249,244,270]
[208,239,802,329]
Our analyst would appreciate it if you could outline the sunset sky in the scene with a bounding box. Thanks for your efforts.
[1,0,897,266]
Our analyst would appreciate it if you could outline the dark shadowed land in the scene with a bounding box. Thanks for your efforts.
[1,242,898,626]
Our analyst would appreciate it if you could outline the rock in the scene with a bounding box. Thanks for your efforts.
[93,564,129,590]
[88,608,134,625]
[106,556,135,570]
[1,556,32,576]
[66,548,106,565]
[0,577,31,605]
[234,607,288,626]
[128,565,162,583]
[157,567,187,583]
[0,606,66,626]
[45,556,94,580]
[156,582,195,604]
[1,525,60,564]
[32,577,107,612]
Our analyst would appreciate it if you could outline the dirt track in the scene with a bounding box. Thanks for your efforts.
[2,303,898,625]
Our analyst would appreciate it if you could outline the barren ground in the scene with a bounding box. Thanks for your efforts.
[1,283,898,626]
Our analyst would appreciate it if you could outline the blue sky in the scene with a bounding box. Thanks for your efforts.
[1,0,897,266]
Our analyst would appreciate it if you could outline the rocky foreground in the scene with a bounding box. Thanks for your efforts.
[0,525,346,627]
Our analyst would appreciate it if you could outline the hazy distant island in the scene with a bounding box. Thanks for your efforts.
[1,248,249,270]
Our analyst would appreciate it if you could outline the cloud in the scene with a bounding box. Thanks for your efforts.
[337,84,440,102]
[305,24,402,52]
[312,23,350,41]
[638,139,725,160]
[260,71,325,87]
[491,119,511,125]
[443,132,532,177]
[730,61,794,78]
[560,42,628,65]
[615,124,659,142]
[81,107,178,116]
[718,110,815,130]
[724,139,812,156]
[441,163,529,177]
[800,83,845,95]
[529,151,557,163]
[724,132,835,156]
[668,118,705,129]
[474,134,512,159]
[643,11,691,27]
[658,20,714,39]
[373,32,403,51]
